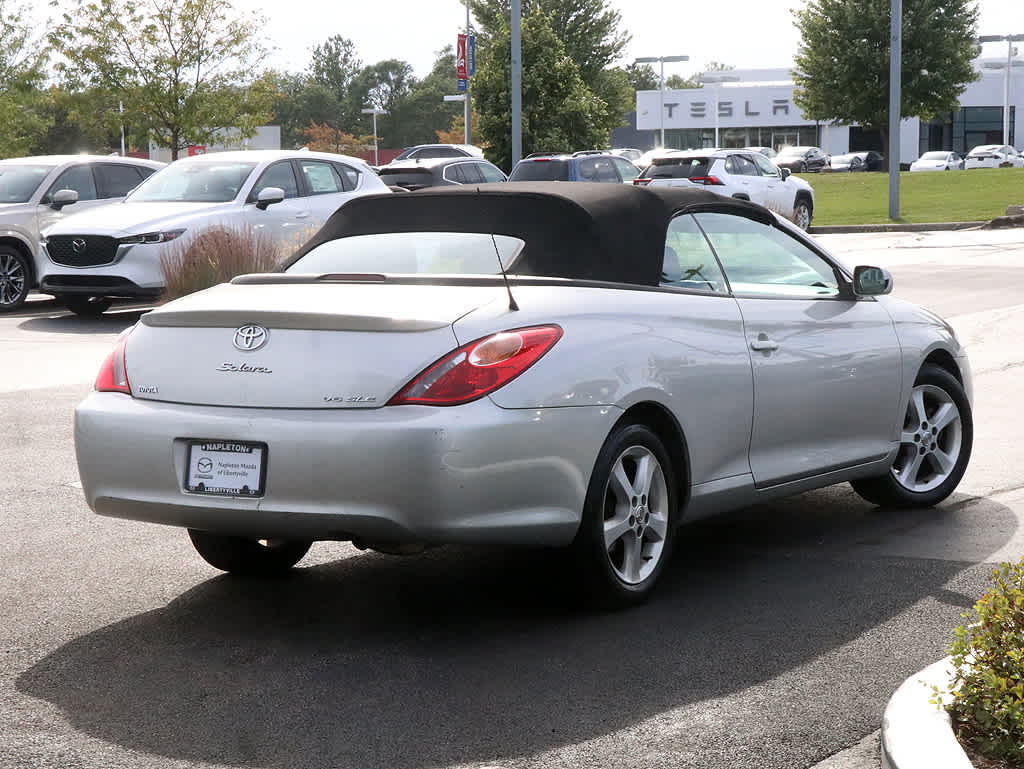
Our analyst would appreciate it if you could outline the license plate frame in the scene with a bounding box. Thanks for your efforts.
[185,440,267,497]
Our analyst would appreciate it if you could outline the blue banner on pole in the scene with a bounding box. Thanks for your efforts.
[468,35,476,78]
[457,78,468,91]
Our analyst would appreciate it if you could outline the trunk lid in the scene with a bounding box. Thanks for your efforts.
[126,281,503,408]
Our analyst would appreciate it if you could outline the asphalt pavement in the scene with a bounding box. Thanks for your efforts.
[1,229,1023,769]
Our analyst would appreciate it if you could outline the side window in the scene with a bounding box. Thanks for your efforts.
[334,163,360,191]
[662,214,729,294]
[459,163,486,184]
[724,156,739,175]
[44,164,97,202]
[298,160,344,195]
[731,155,759,176]
[694,212,841,298]
[751,153,780,178]
[250,161,299,200]
[478,162,506,182]
[576,157,599,180]
[94,164,144,198]
[442,164,466,184]
[592,158,620,183]
[612,156,639,182]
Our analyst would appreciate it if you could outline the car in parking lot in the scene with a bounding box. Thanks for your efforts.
[38,150,388,315]
[634,149,816,230]
[509,153,641,183]
[75,182,973,606]
[829,151,883,172]
[744,146,777,158]
[0,155,164,311]
[388,144,484,163]
[775,146,830,173]
[375,156,507,190]
[964,144,1024,169]
[909,151,965,172]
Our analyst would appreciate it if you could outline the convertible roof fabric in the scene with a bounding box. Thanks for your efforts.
[285,182,774,286]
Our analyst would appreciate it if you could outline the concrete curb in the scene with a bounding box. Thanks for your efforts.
[880,657,971,769]
[809,222,987,234]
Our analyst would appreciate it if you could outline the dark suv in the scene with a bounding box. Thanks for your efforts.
[376,157,507,191]
[509,153,640,183]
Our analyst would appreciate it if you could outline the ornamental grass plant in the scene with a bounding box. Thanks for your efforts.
[934,559,1024,765]
[159,225,283,303]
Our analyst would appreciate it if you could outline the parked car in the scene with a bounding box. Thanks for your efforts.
[375,157,507,191]
[389,144,484,163]
[0,154,164,311]
[909,151,965,172]
[39,150,389,315]
[829,151,884,172]
[634,148,683,171]
[634,149,816,230]
[509,153,641,183]
[610,148,644,163]
[75,182,974,606]
[775,146,830,173]
[744,146,778,159]
[964,145,1024,169]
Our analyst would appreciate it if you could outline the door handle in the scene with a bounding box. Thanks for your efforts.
[295,211,310,219]
[750,335,779,352]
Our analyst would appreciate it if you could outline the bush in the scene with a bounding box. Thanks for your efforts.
[159,226,283,303]
[937,559,1024,763]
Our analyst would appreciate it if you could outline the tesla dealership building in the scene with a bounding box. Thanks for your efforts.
[629,61,1022,159]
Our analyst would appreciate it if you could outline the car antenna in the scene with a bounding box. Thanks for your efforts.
[491,234,519,311]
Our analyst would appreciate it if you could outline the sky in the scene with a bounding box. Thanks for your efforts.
[233,0,1024,80]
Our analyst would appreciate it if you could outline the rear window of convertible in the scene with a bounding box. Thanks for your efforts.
[287,232,526,275]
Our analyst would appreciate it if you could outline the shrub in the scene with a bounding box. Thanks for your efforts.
[936,559,1024,763]
[159,225,283,303]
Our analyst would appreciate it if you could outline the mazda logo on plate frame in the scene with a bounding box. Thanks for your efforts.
[232,325,268,352]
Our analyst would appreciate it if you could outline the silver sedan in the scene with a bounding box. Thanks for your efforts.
[74,183,973,606]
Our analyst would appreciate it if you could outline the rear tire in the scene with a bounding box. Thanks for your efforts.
[62,296,112,317]
[793,198,812,230]
[850,364,972,508]
[572,422,678,608]
[0,246,30,312]
[187,529,312,576]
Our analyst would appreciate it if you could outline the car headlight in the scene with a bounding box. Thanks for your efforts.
[119,229,186,245]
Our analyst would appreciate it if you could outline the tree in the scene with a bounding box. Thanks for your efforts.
[624,63,659,92]
[472,9,612,170]
[302,124,374,155]
[350,59,416,146]
[665,74,701,90]
[0,0,51,157]
[793,0,978,166]
[51,0,275,160]
[402,47,464,146]
[471,0,632,132]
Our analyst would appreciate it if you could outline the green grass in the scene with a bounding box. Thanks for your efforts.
[800,166,1024,225]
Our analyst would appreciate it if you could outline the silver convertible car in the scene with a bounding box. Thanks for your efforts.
[75,184,973,606]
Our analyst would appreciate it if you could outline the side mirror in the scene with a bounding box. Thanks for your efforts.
[853,265,893,296]
[255,186,285,210]
[780,167,791,180]
[49,188,79,210]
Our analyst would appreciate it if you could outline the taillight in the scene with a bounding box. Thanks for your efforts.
[633,178,651,185]
[95,336,131,394]
[689,175,724,185]
[388,325,563,406]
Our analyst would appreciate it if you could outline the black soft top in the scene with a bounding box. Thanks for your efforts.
[285,182,773,286]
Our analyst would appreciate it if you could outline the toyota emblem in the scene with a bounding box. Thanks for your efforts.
[71,238,87,254]
[232,325,268,352]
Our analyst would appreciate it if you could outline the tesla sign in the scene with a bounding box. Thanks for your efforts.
[636,84,805,129]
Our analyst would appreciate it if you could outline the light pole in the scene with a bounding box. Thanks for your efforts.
[700,72,741,148]
[634,55,689,148]
[978,34,1024,146]
[888,0,902,220]
[361,107,387,166]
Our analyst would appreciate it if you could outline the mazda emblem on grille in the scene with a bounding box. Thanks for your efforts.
[232,325,268,351]
[71,238,87,254]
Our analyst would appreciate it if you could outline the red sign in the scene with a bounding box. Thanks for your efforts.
[456,33,468,80]
[187,145,207,156]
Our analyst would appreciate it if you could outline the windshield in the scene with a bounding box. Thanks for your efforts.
[128,161,257,203]
[968,146,999,156]
[0,165,55,204]
[287,232,526,275]
[920,152,948,160]
[509,159,569,181]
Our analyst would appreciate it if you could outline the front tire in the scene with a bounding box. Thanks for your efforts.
[851,364,972,508]
[188,529,312,576]
[62,296,113,317]
[0,246,30,312]
[573,422,678,608]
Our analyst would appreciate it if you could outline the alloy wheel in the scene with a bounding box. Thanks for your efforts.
[890,384,963,493]
[601,445,670,585]
[0,252,27,308]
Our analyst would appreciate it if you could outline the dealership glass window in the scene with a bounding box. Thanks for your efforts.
[947,107,1016,154]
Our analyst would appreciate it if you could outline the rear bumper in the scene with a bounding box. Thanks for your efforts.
[74,393,620,546]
